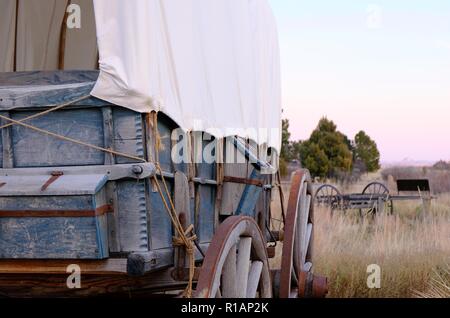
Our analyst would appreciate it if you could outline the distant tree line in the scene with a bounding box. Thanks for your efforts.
[280,117,381,180]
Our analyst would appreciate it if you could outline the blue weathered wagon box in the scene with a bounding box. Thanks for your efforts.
[0,173,110,259]
[0,70,282,296]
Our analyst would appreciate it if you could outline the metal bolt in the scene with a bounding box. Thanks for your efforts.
[132,165,144,175]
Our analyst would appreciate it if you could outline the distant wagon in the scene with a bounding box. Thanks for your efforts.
[0,0,326,298]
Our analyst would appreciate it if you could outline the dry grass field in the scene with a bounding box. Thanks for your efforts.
[270,172,450,298]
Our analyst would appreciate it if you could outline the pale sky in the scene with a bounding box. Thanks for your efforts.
[269,0,450,163]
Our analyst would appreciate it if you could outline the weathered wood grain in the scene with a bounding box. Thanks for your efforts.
[0,268,189,298]
[0,111,12,168]
[127,249,173,277]
[174,171,191,273]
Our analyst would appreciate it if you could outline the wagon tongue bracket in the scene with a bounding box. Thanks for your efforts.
[41,171,64,192]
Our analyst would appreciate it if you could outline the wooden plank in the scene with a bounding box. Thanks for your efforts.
[0,70,99,86]
[196,184,216,243]
[112,108,145,164]
[0,215,109,259]
[106,181,120,253]
[102,107,119,253]
[102,106,115,165]
[0,259,128,275]
[0,84,107,109]
[10,108,105,167]
[0,267,189,298]
[220,138,249,216]
[220,165,249,216]
[157,114,176,172]
[149,180,173,250]
[127,249,174,276]
[0,71,110,110]
[116,180,149,252]
[214,138,224,230]
[174,171,191,273]
[0,111,13,168]
[174,172,191,222]
[0,195,92,210]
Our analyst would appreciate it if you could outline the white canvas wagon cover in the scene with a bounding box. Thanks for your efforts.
[0,0,282,151]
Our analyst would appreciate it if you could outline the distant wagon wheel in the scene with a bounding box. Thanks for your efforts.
[314,184,342,210]
[278,170,328,298]
[195,216,272,298]
[361,182,393,215]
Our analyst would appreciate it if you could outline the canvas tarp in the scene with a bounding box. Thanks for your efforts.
[0,0,97,72]
[0,0,281,151]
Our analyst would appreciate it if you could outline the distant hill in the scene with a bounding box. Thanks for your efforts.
[381,158,436,168]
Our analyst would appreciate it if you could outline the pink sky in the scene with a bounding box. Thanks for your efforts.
[270,0,450,163]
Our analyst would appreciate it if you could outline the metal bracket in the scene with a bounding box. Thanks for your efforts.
[41,171,64,191]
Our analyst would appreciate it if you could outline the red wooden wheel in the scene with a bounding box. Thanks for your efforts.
[279,170,328,298]
[195,216,272,298]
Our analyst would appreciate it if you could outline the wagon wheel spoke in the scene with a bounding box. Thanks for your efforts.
[222,244,237,298]
[195,216,272,299]
[236,237,252,298]
[247,261,263,298]
[361,182,391,216]
[303,223,313,267]
[314,184,342,210]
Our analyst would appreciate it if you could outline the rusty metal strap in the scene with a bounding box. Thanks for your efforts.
[223,176,264,187]
[41,171,64,191]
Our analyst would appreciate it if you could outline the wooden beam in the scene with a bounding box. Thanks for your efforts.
[0,259,127,275]
[127,250,173,277]
[0,268,192,298]
[1,112,14,168]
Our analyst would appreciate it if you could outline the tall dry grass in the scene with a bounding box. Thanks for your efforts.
[270,176,450,298]
[314,198,449,298]
[414,266,450,298]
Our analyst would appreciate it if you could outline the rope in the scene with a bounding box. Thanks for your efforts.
[0,100,198,298]
[149,113,197,298]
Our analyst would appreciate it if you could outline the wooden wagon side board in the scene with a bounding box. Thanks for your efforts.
[235,168,265,218]
[10,108,106,167]
[220,137,250,216]
[0,174,110,259]
[220,137,271,220]
[0,71,275,279]
[0,70,108,110]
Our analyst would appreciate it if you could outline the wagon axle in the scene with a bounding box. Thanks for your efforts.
[298,271,329,298]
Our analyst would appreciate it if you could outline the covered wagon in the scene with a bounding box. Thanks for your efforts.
[0,0,326,298]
